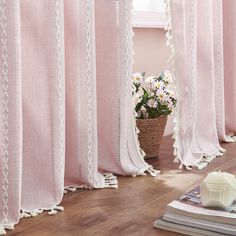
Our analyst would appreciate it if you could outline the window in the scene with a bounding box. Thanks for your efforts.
[132,0,167,28]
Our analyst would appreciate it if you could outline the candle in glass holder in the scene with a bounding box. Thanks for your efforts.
[200,171,236,209]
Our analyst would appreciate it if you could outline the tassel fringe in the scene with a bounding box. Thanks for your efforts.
[146,165,160,177]
[64,184,91,194]
[0,224,15,235]
[104,173,118,189]
[20,205,64,219]
[64,173,118,192]
[0,227,6,235]
[177,147,226,170]
[194,148,226,170]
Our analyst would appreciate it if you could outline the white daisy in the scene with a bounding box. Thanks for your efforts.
[147,99,158,108]
[132,72,144,83]
[145,76,155,83]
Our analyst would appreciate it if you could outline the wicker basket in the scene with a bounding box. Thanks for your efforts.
[136,115,167,159]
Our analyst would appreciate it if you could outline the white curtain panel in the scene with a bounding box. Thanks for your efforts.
[168,0,236,169]
[0,0,157,233]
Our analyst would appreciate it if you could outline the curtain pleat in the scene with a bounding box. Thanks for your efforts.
[20,0,65,211]
[223,0,236,134]
[118,0,152,176]
[0,0,153,231]
[95,0,127,175]
[64,0,105,189]
[194,0,220,155]
[170,0,236,168]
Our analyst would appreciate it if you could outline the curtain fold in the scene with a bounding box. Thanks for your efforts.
[0,0,22,228]
[170,0,236,168]
[0,0,154,232]
[223,0,236,135]
[21,0,65,211]
[64,0,106,189]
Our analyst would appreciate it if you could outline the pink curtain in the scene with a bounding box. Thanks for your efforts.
[0,0,156,233]
[169,0,236,169]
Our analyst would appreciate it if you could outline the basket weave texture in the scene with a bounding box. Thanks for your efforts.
[136,115,167,158]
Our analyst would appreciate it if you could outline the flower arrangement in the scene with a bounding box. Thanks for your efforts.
[132,71,176,119]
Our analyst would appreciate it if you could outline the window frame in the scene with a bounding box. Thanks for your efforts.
[132,0,167,28]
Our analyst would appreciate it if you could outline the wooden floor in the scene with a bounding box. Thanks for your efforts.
[8,136,236,236]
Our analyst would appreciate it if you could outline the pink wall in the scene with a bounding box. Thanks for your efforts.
[133,28,174,135]
[133,28,171,75]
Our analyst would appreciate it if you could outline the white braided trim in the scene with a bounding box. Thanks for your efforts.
[119,0,138,176]
[55,0,64,189]
[0,0,9,225]
[165,0,182,165]
[85,0,96,187]
[130,1,159,177]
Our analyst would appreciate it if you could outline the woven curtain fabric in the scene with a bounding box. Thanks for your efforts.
[0,0,151,231]
[223,0,236,135]
[170,0,236,168]
[0,0,22,227]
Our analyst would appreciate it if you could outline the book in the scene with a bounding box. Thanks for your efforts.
[154,187,236,235]
[163,211,236,235]
[153,217,227,236]
[167,187,236,225]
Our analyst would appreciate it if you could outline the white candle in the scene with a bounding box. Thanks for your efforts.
[200,171,236,209]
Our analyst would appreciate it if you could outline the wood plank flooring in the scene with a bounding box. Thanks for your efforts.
[8,136,236,236]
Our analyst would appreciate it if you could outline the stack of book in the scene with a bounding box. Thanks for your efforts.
[154,187,236,236]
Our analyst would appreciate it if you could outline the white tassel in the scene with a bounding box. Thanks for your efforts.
[185,165,192,171]
[104,173,118,189]
[3,224,14,231]
[195,162,208,170]
[0,226,6,235]
[20,209,43,218]
[48,206,64,216]
[135,127,140,134]
[20,211,32,219]
[64,186,77,193]
[205,156,215,163]
[173,156,179,163]
[21,206,63,218]
[225,136,235,143]
[64,184,91,194]
[215,151,224,157]
[194,146,227,170]
[203,155,215,163]
[172,132,176,139]
[179,163,183,170]
[173,147,177,157]
[30,209,44,217]
[104,173,114,179]
[140,149,146,157]
[48,209,57,216]
[219,147,226,153]
[146,165,160,177]
[178,159,192,170]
